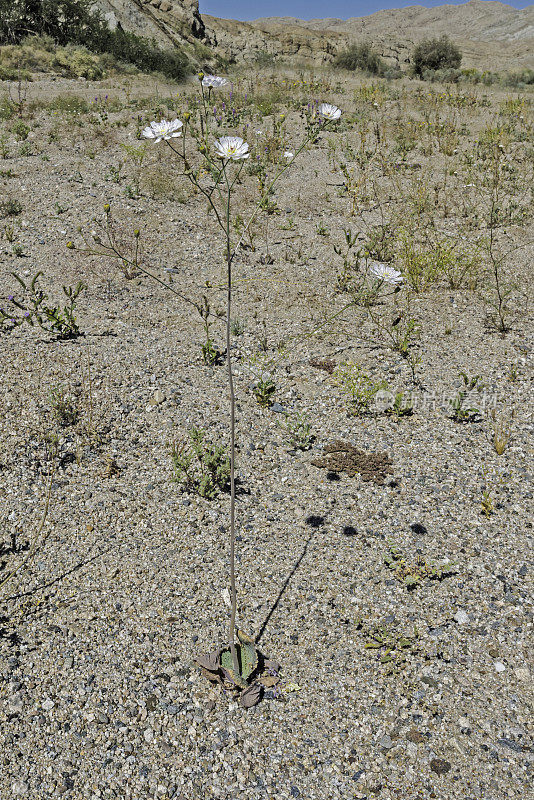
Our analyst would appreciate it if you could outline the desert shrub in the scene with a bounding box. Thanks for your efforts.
[503,69,534,88]
[0,0,189,80]
[44,94,90,114]
[334,42,385,76]
[422,67,462,84]
[253,50,278,68]
[412,35,461,77]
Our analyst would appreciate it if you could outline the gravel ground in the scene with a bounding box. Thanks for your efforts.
[0,71,533,799]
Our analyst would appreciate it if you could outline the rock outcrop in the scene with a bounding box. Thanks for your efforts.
[95,0,210,49]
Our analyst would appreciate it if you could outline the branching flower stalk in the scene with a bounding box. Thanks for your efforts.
[69,82,342,681]
[150,95,340,675]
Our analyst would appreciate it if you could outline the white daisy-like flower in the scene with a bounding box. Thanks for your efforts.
[202,75,229,89]
[284,151,294,159]
[142,118,183,143]
[214,136,249,160]
[369,263,404,285]
[317,103,342,121]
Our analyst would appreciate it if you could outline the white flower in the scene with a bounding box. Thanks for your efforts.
[202,75,229,89]
[369,263,404,285]
[317,103,342,121]
[284,151,294,159]
[214,136,249,160]
[142,118,182,143]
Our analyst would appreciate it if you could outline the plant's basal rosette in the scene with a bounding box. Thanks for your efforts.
[214,136,250,160]
[369,263,404,285]
[142,118,183,143]
[317,103,342,121]
[202,75,229,89]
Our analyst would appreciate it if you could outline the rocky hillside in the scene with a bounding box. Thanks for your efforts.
[95,0,210,48]
[252,1,534,70]
[92,0,534,71]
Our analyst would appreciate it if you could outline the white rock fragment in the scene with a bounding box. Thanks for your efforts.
[11,781,29,795]
[144,727,154,743]
[454,609,469,624]
[42,698,55,711]
[494,661,506,673]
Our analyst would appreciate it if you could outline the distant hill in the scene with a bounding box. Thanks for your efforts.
[249,1,534,70]
[91,1,534,72]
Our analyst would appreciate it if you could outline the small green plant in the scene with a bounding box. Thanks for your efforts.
[386,391,414,418]
[0,133,10,159]
[3,223,16,242]
[367,307,422,383]
[449,371,482,422]
[333,227,362,292]
[384,542,457,590]
[253,377,276,408]
[488,407,513,455]
[230,317,246,336]
[11,119,30,141]
[334,362,387,415]
[0,198,23,217]
[199,294,223,366]
[49,386,79,427]
[11,243,24,257]
[0,271,85,339]
[481,489,494,518]
[356,618,420,672]
[170,428,230,500]
[281,410,314,450]
[195,628,276,708]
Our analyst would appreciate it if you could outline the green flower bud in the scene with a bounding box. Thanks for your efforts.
[103,203,111,213]
[66,241,75,249]
[134,229,140,238]
[197,72,205,82]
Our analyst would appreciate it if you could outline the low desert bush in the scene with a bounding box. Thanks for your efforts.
[0,0,189,80]
[334,42,386,76]
[412,35,462,77]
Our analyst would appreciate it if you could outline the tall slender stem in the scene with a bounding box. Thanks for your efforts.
[224,163,240,675]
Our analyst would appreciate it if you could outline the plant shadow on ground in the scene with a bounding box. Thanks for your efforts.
[255,514,327,646]
[0,546,113,647]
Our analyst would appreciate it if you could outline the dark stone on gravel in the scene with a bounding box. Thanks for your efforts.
[497,738,524,753]
[430,758,452,775]
[406,728,425,743]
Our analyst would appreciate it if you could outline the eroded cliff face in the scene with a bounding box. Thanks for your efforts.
[95,0,209,48]
[93,1,534,72]
[202,16,342,65]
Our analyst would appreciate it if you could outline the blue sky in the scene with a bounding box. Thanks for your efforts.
[200,0,531,22]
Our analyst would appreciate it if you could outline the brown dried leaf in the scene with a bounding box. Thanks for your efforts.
[199,666,222,684]
[196,650,221,672]
[239,682,263,708]
[258,674,280,688]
